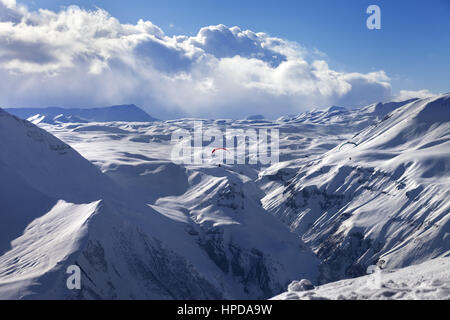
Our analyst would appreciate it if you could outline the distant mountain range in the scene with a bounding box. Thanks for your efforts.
[5,104,157,123]
[276,99,419,130]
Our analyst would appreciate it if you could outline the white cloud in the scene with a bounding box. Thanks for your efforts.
[0,0,25,23]
[394,89,436,102]
[0,0,422,119]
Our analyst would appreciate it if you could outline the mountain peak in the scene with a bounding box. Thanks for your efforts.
[413,93,450,124]
[5,104,157,123]
[245,114,265,121]
[325,106,347,113]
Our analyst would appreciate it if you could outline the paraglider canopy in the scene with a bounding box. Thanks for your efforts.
[339,142,358,150]
[212,148,228,154]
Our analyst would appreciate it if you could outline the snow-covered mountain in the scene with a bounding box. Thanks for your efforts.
[0,108,217,299]
[0,109,317,299]
[261,95,450,283]
[276,99,418,131]
[5,105,156,124]
[0,94,448,300]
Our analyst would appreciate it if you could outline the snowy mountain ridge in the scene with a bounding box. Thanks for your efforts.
[5,105,157,124]
[261,94,450,282]
[0,108,317,299]
[276,99,418,131]
[0,94,449,300]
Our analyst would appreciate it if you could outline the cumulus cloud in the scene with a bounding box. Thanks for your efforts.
[0,0,413,118]
[394,89,436,102]
[0,0,25,23]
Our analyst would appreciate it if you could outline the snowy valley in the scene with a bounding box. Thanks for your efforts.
[0,95,449,300]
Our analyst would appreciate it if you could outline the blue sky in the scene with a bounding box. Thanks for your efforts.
[0,0,448,118]
[22,0,450,94]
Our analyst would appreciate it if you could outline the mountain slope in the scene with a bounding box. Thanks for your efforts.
[272,257,450,300]
[0,109,317,299]
[0,109,227,299]
[276,99,418,131]
[154,166,319,298]
[0,108,121,255]
[261,94,450,283]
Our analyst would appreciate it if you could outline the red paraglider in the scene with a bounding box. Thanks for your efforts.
[212,148,229,154]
